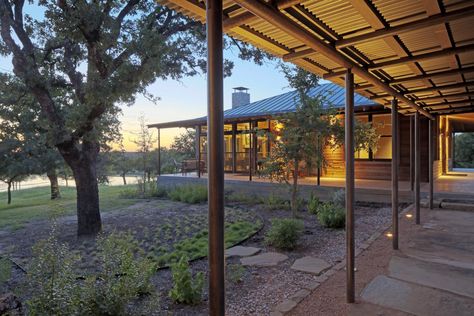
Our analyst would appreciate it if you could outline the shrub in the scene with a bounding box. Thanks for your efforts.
[26,228,157,316]
[168,185,207,204]
[26,227,82,316]
[119,181,168,199]
[226,264,246,284]
[226,192,263,204]
[264,193,290,211]
[264,218,304,250]
[81,232,156,315]
[0,258,11,285]
[331,189,345,207]
[317,202,345,228]
[307,193,320,215]
[169,255,204,305]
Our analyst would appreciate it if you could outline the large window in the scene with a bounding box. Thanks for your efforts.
[355,113,392,160]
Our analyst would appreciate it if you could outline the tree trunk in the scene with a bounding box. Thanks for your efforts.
[7,181,12,205]
[60,141,102,236]
[291,162,299,218]
[47,169,61,200]
[122,173,127,185]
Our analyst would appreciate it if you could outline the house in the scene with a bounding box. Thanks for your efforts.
[149,83,450,182]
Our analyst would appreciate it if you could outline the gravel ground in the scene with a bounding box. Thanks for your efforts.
[0,198,400,315]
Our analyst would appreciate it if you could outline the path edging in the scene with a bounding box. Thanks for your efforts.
[271,204,414,315]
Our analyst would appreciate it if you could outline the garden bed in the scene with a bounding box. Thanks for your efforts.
[0,194,401,315]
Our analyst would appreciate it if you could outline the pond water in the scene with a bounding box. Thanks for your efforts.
[0,175,142,192]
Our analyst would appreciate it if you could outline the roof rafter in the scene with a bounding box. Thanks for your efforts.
[336,6,474,49]
[368,44,474,71]
[390,66,474,85]
[232,0,433,118]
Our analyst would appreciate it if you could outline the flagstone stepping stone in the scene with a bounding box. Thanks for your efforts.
[241,252,288,267]
[290,256,331,275]
[225,246,261,258]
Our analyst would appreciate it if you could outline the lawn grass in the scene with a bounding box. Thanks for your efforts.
[0,185,140,230]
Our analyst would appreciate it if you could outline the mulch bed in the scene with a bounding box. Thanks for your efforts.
[0,198,400,315]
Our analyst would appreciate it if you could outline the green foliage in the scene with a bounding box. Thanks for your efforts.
[317,203,346,229]
[169,256,204,305]
[331,189,345,207]
[307,193,320,215]
[265,218,304,250]
[225,192,263,204]
[155,220,261,267]
[227,264,246,284]
[81,232,156,316]
[26,228,157,316]
[454,133,474,168]
[0,258,11,284]
[264,193,290,211]
[119,181,168,199]
[168,185,208,204]
[26,226,82,316]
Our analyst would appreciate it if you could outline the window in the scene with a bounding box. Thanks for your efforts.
[354,114,392,160]
[355,115,370,159]
[372,114,392,159]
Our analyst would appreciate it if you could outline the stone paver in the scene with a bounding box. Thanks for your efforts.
[225,246,261,258]
[273,300,297,313]
[240,252,288,267]
[389,255,474,299]
[361,275,474,316]
[290,256,331,275]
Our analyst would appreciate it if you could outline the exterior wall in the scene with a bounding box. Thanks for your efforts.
[319,114,430,182]
[433,160,442,179]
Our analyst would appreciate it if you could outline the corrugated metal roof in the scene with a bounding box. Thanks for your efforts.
[148,83,378,128]
[158,0,474,116]
[222,82,376,119]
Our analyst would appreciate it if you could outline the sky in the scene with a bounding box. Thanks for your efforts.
[0,48,293,151]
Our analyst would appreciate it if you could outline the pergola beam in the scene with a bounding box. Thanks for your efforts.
[404,82,474,95]
[431,105,474,114]
[415,91,474,103]
[223,0,305,31]
[232,1,434,117]
[423,99,474,108]
[283,48,317,62]
[368,44,474,71]
[390,66,474,86]
[336,6,474,49]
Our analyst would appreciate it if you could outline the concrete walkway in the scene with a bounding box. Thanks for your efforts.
[358,207,474,316]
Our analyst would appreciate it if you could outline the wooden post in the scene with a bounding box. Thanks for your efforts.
[345,69,355,303]
[157,129,161,177]
[206,0,225,314]
[232,123,237,173]
[410,116,414,191]
[196,125,201,178]
[429,118,434,209]
[249,121,253,181]
[391,98,399,250]
[415,111,421,225]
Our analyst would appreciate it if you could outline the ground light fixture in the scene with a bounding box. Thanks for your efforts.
[385,232,393,238]
[405,213,413,219]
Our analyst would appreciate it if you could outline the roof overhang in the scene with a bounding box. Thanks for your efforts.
[158,0,474,119]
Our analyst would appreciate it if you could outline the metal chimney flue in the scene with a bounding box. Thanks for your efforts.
[232,87,250,109]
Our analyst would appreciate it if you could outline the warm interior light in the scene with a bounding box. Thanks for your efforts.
[405,213,413,218]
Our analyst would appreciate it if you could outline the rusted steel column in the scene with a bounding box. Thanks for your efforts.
[391,98,399,250]
[232,123,236,173]
[157,129,161,177]
[410,116,414,191]
[249,121,253,181]
[415,111,421,225]
[429,118,434,209]
[206,0,225,314]
[196,125,201,178]
[345,69,355,303]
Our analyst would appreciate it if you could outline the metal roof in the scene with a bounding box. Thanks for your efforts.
[158,0,474,117]
[148,82,379,129]
[223,82,376,118]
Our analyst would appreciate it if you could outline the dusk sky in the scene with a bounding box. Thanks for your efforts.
[0,44,296,151]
